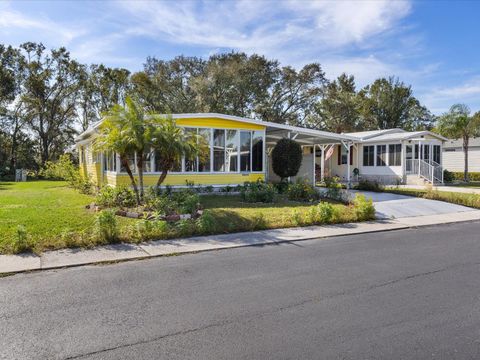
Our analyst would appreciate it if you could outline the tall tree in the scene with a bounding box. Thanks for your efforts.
[310,73,363,132]
[131,55,205,113]
[437,104,480,182]
[256,63,326,126]
[20,42,82,164]
[359,77,433,130]
[192,52,277,117]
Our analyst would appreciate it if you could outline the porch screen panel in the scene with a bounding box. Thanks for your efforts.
[240,131,251,171]
[226,130,238,172]
[363,146,374,166]
[144,150,153,172]
[184,128,198,172]
[376,145,386,166]
[213,129,226,172]
[154,150,181,172]
[121,153,136,173]
[252,131,264,172]
[423,145,430,162]
[433,145,441,164]
[198,128,211,172]
[388,144,402,166]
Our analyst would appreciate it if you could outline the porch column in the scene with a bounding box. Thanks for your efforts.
[312,145,316,185]
[401,141,406,182]
[347,142,351,189]
[321,145,325,183]
[418,141,421,176]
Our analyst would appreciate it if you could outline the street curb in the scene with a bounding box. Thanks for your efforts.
[1,215,480,276]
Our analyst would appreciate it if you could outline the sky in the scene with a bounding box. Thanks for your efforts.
[1,0,479,115]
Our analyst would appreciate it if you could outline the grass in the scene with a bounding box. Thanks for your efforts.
[0,181,367,255]
[448,182,480,189]
[384,187,480,209]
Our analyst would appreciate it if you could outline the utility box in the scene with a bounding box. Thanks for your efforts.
[15,169,27,182]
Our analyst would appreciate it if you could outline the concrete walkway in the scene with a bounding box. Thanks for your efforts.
[349,190,474,219]
[388,184,480,195]
[2,209,480,275]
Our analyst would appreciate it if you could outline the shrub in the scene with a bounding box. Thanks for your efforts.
[287,180,319,202]
[96,210,118,242]
[240,180,276,203]
[443,169,454,183]
[273,180,290,194]
[196,210,217,234]
[323,176,344,202]
[354,179,384,192]
[317,202,334,223]
[290,210,303,226]
[41,154,93,194]
[448,171,480,182]
[271,138,303,181]
[352,194,376,221]
[11,225,31,253]
[96,186,137,208]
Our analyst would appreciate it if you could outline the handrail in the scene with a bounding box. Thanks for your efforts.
[406,158,442,184]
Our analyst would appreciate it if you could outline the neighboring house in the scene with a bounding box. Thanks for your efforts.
[442,137,480,173]
[75,113,446,188]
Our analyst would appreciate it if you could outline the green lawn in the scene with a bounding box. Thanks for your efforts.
[0,181,97,253]
[384,188,480,209]
[0,181,362,254]
[448,182,480,189]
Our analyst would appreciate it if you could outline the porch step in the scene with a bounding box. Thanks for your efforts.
[406,174,430,186]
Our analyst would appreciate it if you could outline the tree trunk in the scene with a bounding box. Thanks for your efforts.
[463,135,469,182]
[121,156,140,205]
[136,151,144,201]
[156,170,169,188]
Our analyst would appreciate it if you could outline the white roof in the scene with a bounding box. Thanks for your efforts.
[75,112,358,143]
[345,129,447,142]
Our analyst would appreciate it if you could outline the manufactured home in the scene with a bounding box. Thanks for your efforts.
[75,113,446,188]
[442,137,480,173]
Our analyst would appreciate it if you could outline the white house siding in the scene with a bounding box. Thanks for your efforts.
[267,149,314,184]
[443,147,480,172]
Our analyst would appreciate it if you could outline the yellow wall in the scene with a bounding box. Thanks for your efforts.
[109,173,264,187]
[79,115,267,188]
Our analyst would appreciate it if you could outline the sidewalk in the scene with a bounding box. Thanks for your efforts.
[2,210,480,275]
[389,184,480,195]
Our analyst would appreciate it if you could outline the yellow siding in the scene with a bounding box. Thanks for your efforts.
[109,173,264,187]
[176,117,265,130]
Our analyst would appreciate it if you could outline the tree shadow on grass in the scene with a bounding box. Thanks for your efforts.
[0,182,14,191]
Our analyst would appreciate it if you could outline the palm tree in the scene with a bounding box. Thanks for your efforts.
[148,115,205,187]
[437,104,480,182]
[94,97,148,204]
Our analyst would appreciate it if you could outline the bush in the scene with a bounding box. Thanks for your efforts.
[11,225,32,253]
[196,210,217,234]
[323,176,344,202]
[317,202,334,223]
[96,210,118,242]
[145,188,201,216]
[352,194,376,221]
[447,171,480,182]
[240,180,276,203]
[443,169,454,183]
[273,180,290,194]
[271,138,303,181]
[287,180,319,202]
[41,154,93,194]
[96,186,137,208]
[354,179,384,192]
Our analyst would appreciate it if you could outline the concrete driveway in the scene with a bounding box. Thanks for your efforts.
[349,190,474,219]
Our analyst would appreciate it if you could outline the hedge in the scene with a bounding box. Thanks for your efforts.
[448,171,480,182]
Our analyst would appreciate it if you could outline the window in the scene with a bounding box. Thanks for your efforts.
[363,145,374,166]
[104,152,117,172]
[121,153,136,173]
[154,151,181,172]
[226,130,238,172]
[252,131,264,172]
[433,145,441,164]
[340,146,348,165]
[422,144,430,162]
[213,129,226,172]
[198,128,211,172]
[240,131,251,171]
[388,144,402,166]
[184,128,198,172]
[414,144,419,159]
[376,145,386,166]
[144,151,153,173]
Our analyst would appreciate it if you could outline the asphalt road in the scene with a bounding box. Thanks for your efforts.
[2,222,480,360]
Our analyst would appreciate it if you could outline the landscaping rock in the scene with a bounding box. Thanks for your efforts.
[126,212,140,219]
[179,214,192,220]
[115,210,127,217]
[166,214,180,222]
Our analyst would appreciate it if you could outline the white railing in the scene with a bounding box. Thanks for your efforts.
[405,159,443,184]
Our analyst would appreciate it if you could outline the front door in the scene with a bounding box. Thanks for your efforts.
[405,145,413,172]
